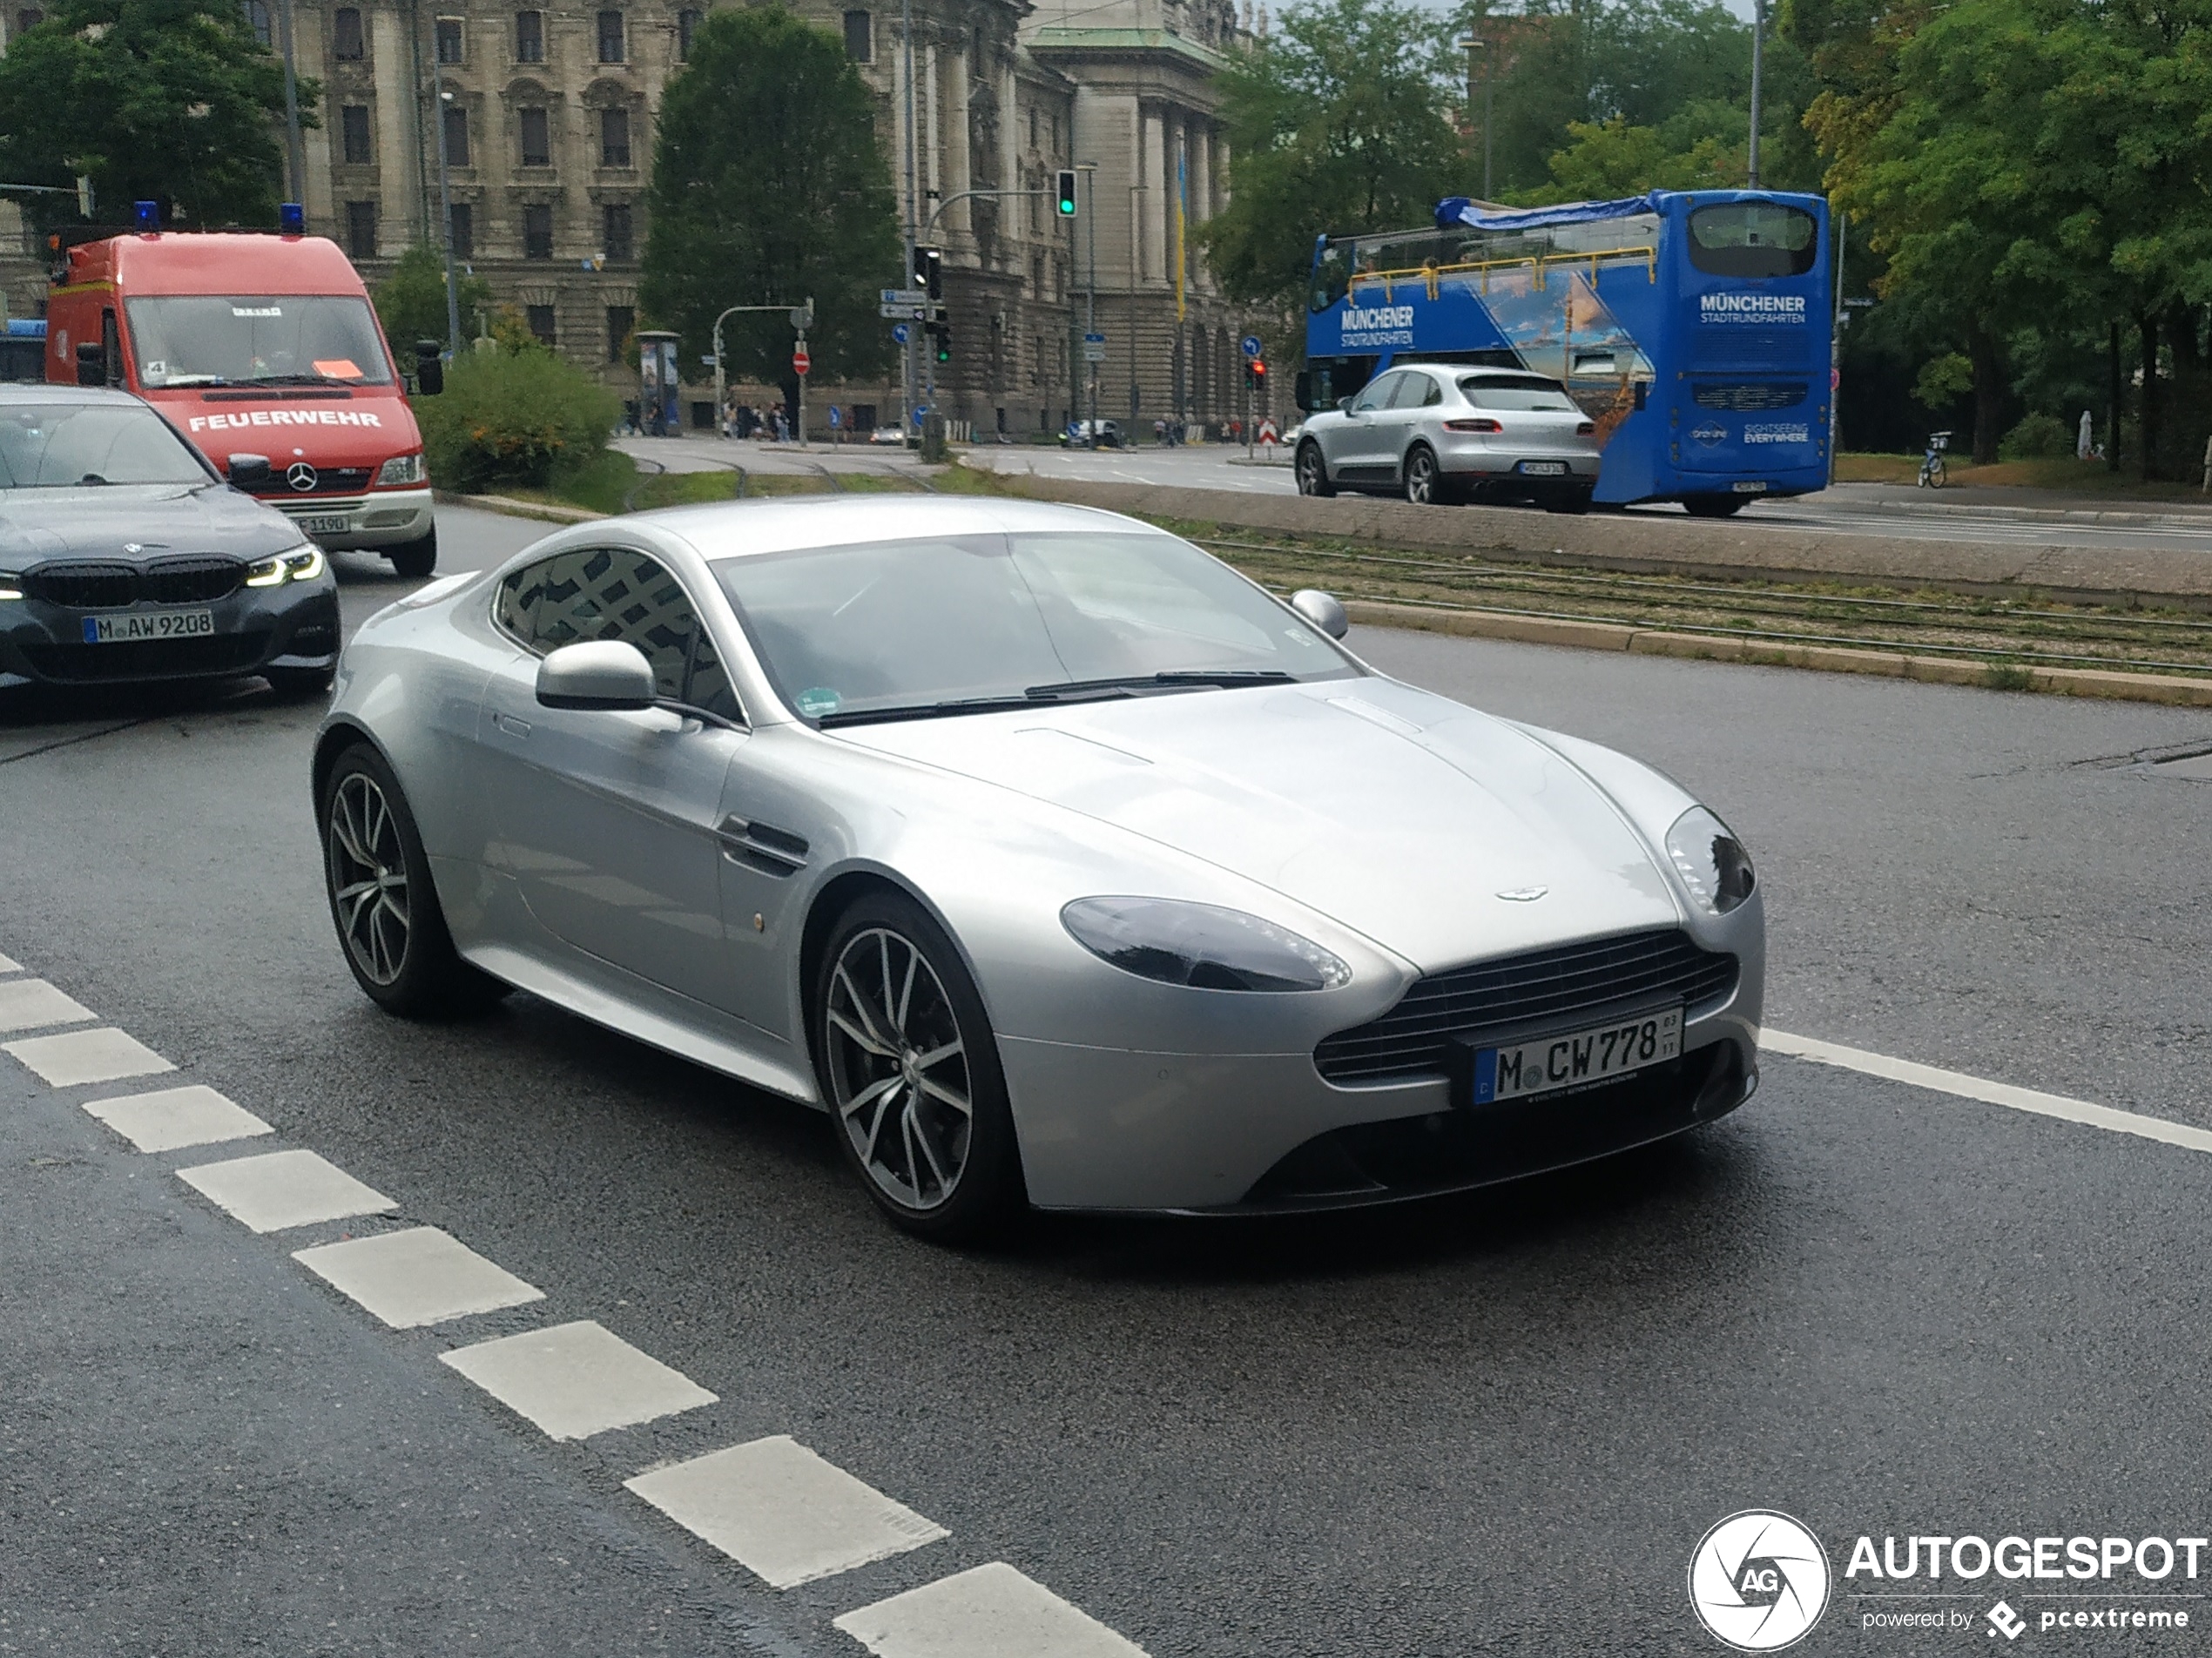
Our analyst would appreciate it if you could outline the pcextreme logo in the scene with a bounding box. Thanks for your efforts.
[1689,1510,1833,1652]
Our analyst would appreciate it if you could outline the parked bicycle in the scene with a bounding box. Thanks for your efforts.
[1918,431,1951,489]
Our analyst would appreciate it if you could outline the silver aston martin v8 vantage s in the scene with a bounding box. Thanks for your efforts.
[314,495,1763,1237]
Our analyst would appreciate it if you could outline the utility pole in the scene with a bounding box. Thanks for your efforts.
[900,0,919,443]
[1829,210,1844,487]
[1455,37,1493,199]
[277,0,306,210]
[1747,0,1766,188]
[1128,183,1145,431]
[1082,162,1098,441]
[432,88,461,354]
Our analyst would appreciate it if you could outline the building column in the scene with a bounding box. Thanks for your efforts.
[945,44,970,246]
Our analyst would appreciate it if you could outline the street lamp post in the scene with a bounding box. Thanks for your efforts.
[1128,183,1146,431]
[1455,37,1494,199]
[900,0,919,442]
[712,300,810,443]
[432,87,461,355]
[277,0,306,208]
[1080,162,1098,442]
[1747,0,1766,187]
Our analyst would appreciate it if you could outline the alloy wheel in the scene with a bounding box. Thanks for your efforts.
[1297,446,1324,495]
[327,772,411,986]
[825,927,974,1211]
[1406,449,1435,504]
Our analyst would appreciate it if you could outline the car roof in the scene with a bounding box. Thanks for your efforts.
[0,383,152,408]
[641,492,1159,562]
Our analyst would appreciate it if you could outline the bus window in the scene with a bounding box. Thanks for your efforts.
[1311,242,1352,313]
[1687,202,1817,278]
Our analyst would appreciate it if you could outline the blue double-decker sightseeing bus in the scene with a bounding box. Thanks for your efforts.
[1298,190,1832,513]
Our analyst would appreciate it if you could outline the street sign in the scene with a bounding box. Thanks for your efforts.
[792,346,811,376]
[1831,366,1841,390]
[891,323,910,345]
[879,304,926,320]
[1241,334,1262,358]
[1257,416,1280,445]
[1083,332,1105,344]
[881,288,927,306]
[911,404,928,426]
[1082,344,1106,362]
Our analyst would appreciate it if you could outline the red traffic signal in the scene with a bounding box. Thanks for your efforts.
[1249,359,1266,381]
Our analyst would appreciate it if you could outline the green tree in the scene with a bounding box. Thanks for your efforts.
[0,0,315,233]
[1198,0,1464,320]
[372,243,495,354]
[640,4,897,386]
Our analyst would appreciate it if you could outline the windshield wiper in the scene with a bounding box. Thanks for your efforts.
[816,682,1145,728]
[1030,669,1296,695]
[239,373,360,387]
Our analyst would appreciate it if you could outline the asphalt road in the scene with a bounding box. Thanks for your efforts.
[4,501,2212,1655]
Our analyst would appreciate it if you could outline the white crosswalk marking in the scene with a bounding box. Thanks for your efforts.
[293,1227,544,1328]
[439,1320,717,1441]
[177,1148,397,1233]
[2,1028,175,1088]
[833,1562,1149,1658]
[83,1084,273,1153]
[0,979,97,1034]
[626,1436,948,1588]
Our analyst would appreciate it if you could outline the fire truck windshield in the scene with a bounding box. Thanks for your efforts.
[124,295,395,388]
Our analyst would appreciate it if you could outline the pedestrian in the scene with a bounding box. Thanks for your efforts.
[2078,409,2094,462]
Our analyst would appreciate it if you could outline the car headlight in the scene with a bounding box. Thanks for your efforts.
[246,544,327,587]
[1061,896,1352,992]
[0,570,20,601]
[1664,805,1756,914]
[376,450,426,487]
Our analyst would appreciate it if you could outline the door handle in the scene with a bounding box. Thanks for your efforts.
[494,711,531,738]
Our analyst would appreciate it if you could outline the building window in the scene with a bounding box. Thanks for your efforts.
[1028,108,1037,150]
[514,8,542,61]
[440,102,469,165]
[523,203,553,259]
[435,16,462,63]
[596,9,623,62]
[677,7,699,57]
[599,106,631,167]
[606,305,634,363]
[241,0,271,47]
[519,106,550,167]
[448,202,473,259]
[526,305,556,346]
[603,201,633,260]
[340,104,372,165]
[344,200,376,259]
[333,6,363,58]
[842,9,870,60]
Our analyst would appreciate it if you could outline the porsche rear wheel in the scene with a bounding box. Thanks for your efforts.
[1295,441,1336,498]
[813,890,1023,1240]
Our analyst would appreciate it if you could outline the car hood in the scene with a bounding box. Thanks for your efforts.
[0,482,305,565]
[836,678,1683,971]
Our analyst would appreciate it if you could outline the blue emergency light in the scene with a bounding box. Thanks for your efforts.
[280,201,304,235]
[133,199,158,232]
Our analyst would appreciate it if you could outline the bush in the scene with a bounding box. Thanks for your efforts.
[2000,412,2074,461]
[415,347,622,492]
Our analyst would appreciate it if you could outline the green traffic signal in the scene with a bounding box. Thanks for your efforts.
[1055,169,1077,217]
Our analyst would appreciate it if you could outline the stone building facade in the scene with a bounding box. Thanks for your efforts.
[0,0,1258,436]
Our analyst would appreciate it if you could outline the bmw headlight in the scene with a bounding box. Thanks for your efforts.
[1062,897,1352,992]
[376,450,427,486]
[0,570,20,601]
[1664,806,1756,914]
[246,544,327,587]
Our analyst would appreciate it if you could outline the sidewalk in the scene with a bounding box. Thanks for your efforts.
[613,433,927,479]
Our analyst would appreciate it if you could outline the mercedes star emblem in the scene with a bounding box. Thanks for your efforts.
[287,462,319,491]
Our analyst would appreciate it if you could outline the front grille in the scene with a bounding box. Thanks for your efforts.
[274,495,367,516]
[142,556,244,604]
[23,630,269,683]
[281,467,374,495]
[1315,928,1738,1085]
[1692,381,1808,412]
[23,562,138,608]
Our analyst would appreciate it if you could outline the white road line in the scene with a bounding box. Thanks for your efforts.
[833,1561,1149,1658]
[0,979,97,1034]
[626,1436,948,1589]
[1762,1030,2212,1155]
[439,1320,717,1441]
[0,948,20,974]
[176,1148,398,1233]
[2,1028,175,1088]
[293,1226,545,1329]
[83,1084,273,1153]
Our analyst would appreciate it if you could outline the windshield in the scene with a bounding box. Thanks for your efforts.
[0,402,212,488]
[1686,203,1818,279]
[1460,375,1578,411]
[714,530,1359,724]
[124,295,395,388]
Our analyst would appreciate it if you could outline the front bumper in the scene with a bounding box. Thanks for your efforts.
[261,486,434,551]
[0,581,340,690]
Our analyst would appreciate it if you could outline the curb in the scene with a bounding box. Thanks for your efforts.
[435,489,606,524]
[1345,600,2212,707]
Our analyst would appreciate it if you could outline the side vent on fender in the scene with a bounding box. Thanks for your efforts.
[717,815,809,878]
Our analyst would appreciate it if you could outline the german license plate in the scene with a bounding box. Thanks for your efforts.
[1470,1005,1683,1104]
[1732,480,1770,494]
[81,610,215,644]
[299,515,351,536]
[1517,461,1568,476]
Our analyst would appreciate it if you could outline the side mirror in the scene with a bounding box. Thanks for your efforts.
[1291,589,1349,640]
[536,640,657,711]
[1293,369,1312,413]
[75,340,104,387]
[1337,395,1355,414]
[414,341,444,396]
[226,453,273,489]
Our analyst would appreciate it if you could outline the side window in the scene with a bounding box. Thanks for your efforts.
[1350,372,1397,414]
[1387,372,1430,409]
[534,548,691,698]
[1419,376,1444,407]
[495,559,548,643]
[685,627,742,721]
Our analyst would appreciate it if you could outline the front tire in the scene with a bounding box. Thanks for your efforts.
[1295,441,1337,498]
[812,889,1024,1241]
[320,744,507,1016]
[388,526,438,579]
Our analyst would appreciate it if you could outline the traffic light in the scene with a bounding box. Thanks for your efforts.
[1250,358,1266,387]
[913,245,942,301]
[932,320,952,365]
[1055,170,1078,217]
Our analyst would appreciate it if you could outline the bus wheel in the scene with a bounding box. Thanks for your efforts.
[1295,441,1337,498]
[1683,495,1749,518]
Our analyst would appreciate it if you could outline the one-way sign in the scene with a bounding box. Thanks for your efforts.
[879,304,926,320]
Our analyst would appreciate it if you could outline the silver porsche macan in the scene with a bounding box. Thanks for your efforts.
[314,495,1763,1237]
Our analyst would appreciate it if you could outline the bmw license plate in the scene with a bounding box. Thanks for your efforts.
[81,610,215,644]
[1517,461,1568,476]
[1469,1005,1683,1104]
[299,516,351,536]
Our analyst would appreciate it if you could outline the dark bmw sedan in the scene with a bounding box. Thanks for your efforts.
[0,385,340,696]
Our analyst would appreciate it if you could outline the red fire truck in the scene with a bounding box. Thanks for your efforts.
[46,229,441,576]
